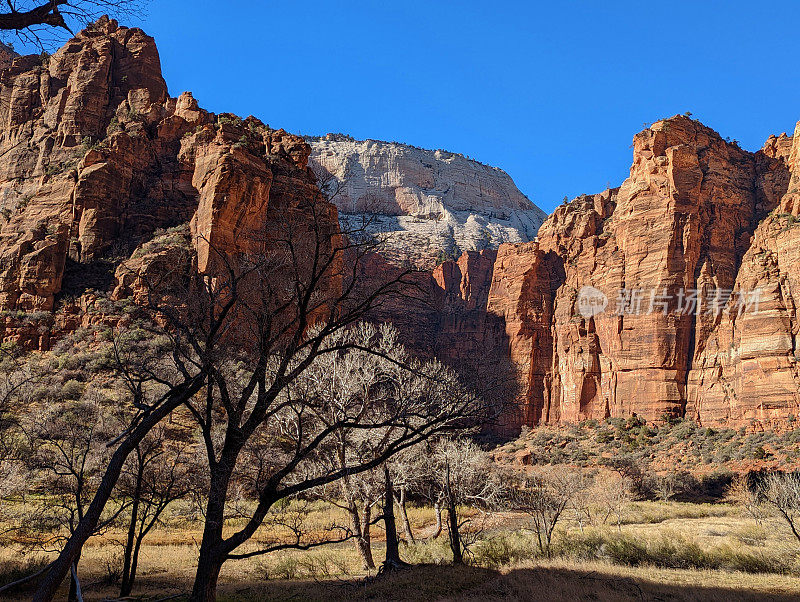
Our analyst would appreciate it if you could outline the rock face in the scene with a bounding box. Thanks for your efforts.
[687,124,800,427]
[308,135,546,268]
[433,116,800,431]
[0,18,336,349]
[3,20,800,432]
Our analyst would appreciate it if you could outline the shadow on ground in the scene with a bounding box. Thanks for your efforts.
[213,564,799,602]
[6,563,796,601]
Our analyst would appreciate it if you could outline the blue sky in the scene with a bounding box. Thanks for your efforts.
[132,2,799,212]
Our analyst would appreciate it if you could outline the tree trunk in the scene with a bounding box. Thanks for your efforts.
[445,463,463,565]
[67,550,81,602]
[128,536,143,594]
[396,488,415,544]
[381,466,404,571]
[120,461,144,597]
[360,502,375,569]
[431,501,443,539]
[189,450,238,602]
[349,500,374,570]
[33,376,205,602]
[189,546,224,602]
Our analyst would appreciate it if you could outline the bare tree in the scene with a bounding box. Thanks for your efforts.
[32,121,488,601]
[389,448,427,545]
[508,466,586,556]
[727,473,768,525]
[325,468,382,570]
[21,394,126,602]
[0,1,147,50]
[760,472,800,543]
[594,472,633,532]
[116,422,196,596]
[418,439,500,564]
[567,470,594,533]
[0,347,33,526]
[652,472,677,502]
[183,318,484,596]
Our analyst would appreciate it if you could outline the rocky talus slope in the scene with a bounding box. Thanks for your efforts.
[308,135,546,268]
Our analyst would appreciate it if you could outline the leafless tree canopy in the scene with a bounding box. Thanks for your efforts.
[507,466,587,556]
[0,1,147,49]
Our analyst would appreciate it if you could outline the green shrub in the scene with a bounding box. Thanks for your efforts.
[60,379,84,400]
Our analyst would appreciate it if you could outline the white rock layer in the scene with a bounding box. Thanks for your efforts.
[309,135,546,267]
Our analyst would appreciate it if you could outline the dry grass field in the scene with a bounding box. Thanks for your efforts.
[3,499,800,601]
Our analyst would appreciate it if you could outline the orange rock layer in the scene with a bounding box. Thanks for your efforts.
[1,21,799,432]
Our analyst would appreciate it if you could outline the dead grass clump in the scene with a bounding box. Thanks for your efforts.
[470,532,537,569]
[556,529,795,575]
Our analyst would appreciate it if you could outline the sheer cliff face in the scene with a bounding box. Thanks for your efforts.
[0,18,335,348]
[688,126,800,427]
[437,116,799,431]
[308,136,546,268]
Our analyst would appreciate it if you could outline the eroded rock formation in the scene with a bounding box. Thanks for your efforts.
[0,18,336,348]
[3,19,800,431]
[433,116,800,431]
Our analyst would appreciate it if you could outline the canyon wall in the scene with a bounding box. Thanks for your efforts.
[434,116,800,431]
[0,18,337,348]
[2,20,800,431]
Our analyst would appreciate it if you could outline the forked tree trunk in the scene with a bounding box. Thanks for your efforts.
[120,460,144,597]
[349,500,375,569]
[445,463,463,565]
[396,488,415,544]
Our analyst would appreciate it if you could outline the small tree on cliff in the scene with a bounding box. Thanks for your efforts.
[0,2,147,49]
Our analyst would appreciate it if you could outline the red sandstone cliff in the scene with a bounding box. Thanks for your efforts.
[433,116,800,431]
[2,20,800,432]
[0,18,337,348]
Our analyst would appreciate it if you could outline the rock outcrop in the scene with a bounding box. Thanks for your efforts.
[687,123,800,427]
[433,116,800,431]
[3,20,800,432]
[308,135,546,268]
[0,18,337,349]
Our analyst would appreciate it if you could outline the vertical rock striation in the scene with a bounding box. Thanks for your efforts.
[0,18,337,348]
[435,116,800,430]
